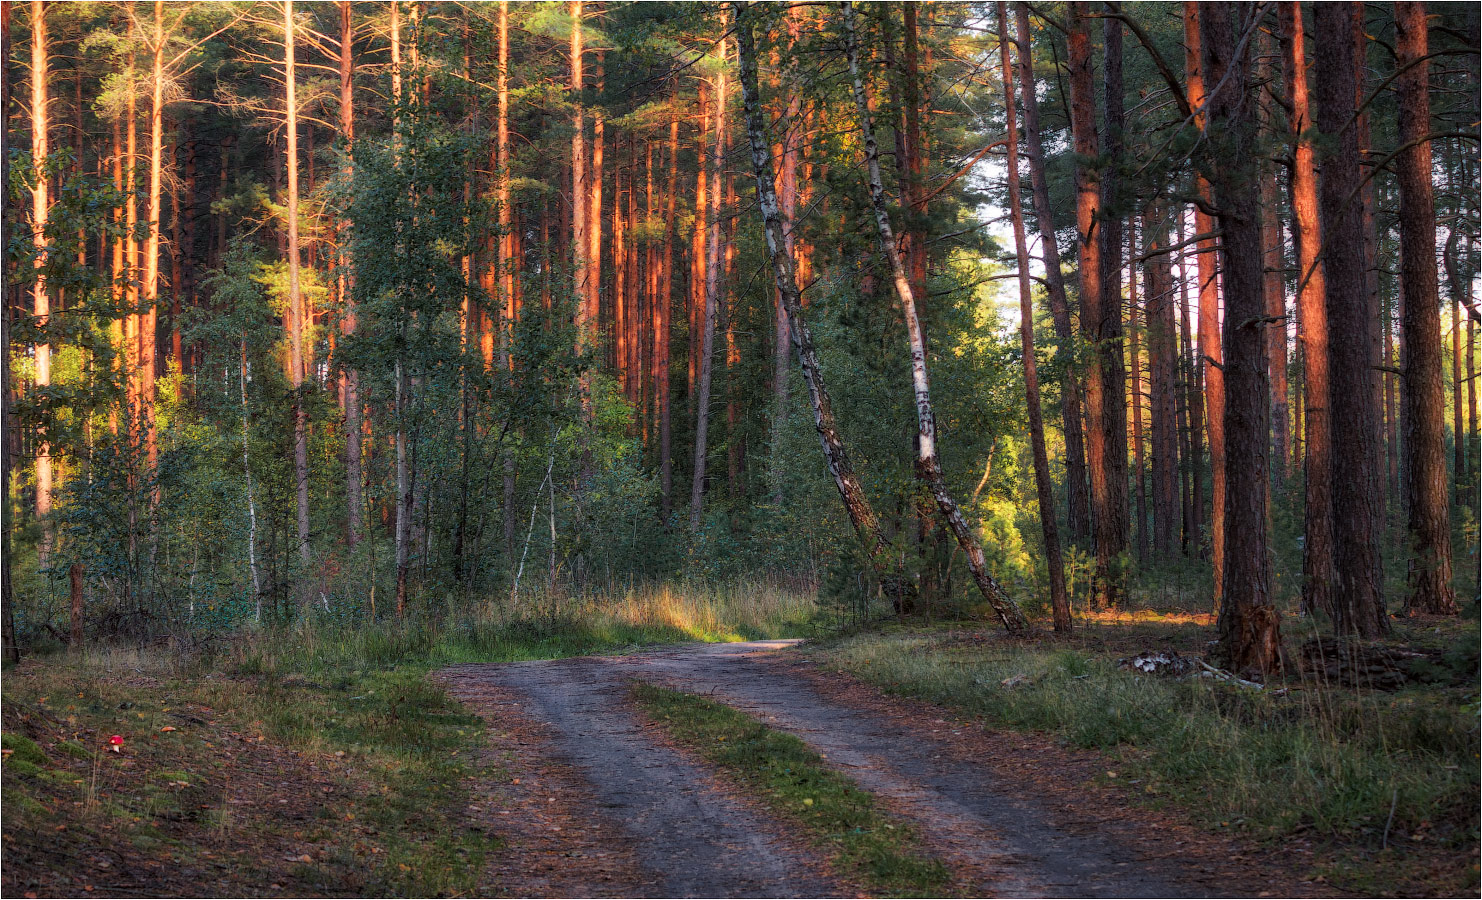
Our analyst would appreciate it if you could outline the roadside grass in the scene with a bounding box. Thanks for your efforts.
[3,579,816,896]
[632,682,950,898]
[814,621,1479,884]
[226,576,816,676]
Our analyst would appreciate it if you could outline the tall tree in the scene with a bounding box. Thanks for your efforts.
[284,0,310,567]
[1013,2,1090,546]
[29,0,53,564]
[339,0,362,547]
[1313,0,1388,636]
[1000,0,1069,631]
[1186,1,1225,602]
[1199,1,1280,676]
[1096,4,1130,597]
[842,0,1027,632]
[689,40,727,531]
[1280,1,1333,617]
[1395,1,1457,615]
[1145,210,1178,556]
[1067,2,1122,606]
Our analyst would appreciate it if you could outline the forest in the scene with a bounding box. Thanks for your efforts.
[2,1,1479,897]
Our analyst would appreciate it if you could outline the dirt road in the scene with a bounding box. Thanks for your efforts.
[441,640,1321,899]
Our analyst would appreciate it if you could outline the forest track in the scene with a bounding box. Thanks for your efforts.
[441,641,1328,899]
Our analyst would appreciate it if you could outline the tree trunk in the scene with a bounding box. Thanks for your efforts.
[1355,6,1386,523]
[1000,0,1068,631]
[29,0,52,565]
[339,0,363,548]
[1186,2,1224,602]
[1258,31,1288,492]
[1178,209,1203,555]
[1146,209,1178,556]
[570,0,589,367]
[142,2,168,486]
[689,82,708,404]
[1068,2,1119,606]
[733,2,911,611]
[659,108,678,521]
[1129,224,1149,561]
[773,7,803,507]
[1014,3,1090,546]
[1445,235,1465,485]
[3,1,19,663]
[589,57,605,353]
[1395,1,1456,616]
[1199,1,1281,678]
[284,0,311,567]
[1280,2,1334,617]
[1313,0,1388,637]
[689,47,727,532]
[1095,7,1130,603]
[843,0,1027,632]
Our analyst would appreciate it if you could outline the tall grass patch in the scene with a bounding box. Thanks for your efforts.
[818,632,1479,846]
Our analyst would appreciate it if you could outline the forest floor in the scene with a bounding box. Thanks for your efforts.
[3,617,1475,898]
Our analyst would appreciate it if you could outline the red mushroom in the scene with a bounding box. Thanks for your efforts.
[107,735,124,753]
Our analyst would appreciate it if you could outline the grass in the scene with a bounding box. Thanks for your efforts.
[813,620,1480,892]
[2,647,490,897]
[632,682,950,898]
[3,578,817,896]
[225,576,817,676]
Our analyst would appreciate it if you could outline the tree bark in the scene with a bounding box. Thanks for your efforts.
[842,0,1027,632]
[1395,1,1456,616]
[1313,0,1388,637]
[1199,1,1281,678]
[1000,1,1069,631]
[733,2,912,612]
[659,108,678,521]
[1129,224,1149,561]
[284,0,311,567]
[1186,2,1225,602]
[29,0,53,565]
[1014,3,1091,546]
[339,0,363,548]
[1280,1,1334,618]
[689,45,727,532]
[1068,2,1121,606]
[1095,6,1130,602]
[1146,209,1178,556]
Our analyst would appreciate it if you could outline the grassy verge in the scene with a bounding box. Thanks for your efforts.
[632,682,950,897]
[226,577,816,675]
[813,621,1479,893]
[2,649,489,897]
[3,580,816,896]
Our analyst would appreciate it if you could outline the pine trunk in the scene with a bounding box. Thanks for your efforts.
[1281,2,1334,617]
[1313,1,1388,637]
[1199,2,1281,677]
[284,0,311,567]
[1395,1,1457,615]
[1186,3,1225,602]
